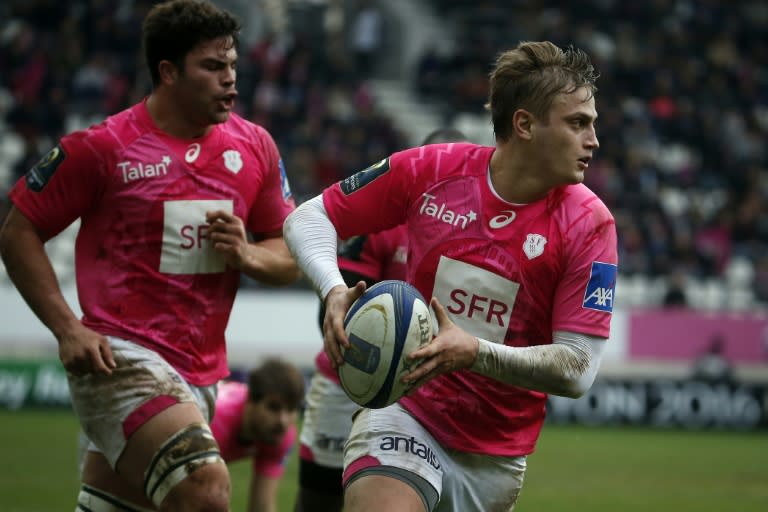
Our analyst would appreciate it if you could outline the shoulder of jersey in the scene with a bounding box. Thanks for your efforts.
[65,108,140,155]
[222,113,270,141]
[401,142,488,175]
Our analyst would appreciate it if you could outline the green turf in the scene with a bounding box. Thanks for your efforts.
[1,408,766,511]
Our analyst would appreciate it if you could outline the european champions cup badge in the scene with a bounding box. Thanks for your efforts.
[223,150,243,174]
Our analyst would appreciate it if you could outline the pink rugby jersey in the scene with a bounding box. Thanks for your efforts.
[211,381,296,477]
[315,225,409,383]
[323,143,617,456]
[9,101,295,386]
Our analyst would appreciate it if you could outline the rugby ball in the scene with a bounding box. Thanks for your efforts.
[340,280,433,409]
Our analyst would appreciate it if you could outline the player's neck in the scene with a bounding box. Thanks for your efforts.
[146,92,213,140]
[490,148,551,204]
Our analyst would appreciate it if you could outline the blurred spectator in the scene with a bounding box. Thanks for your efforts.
[662,268,689,308]
[348,0,383,78]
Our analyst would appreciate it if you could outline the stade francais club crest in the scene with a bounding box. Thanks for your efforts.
[223,150,242,174]
[523,234,547,259]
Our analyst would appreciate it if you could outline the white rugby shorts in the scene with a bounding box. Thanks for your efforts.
[343,403,527,511]
[300,372,360,468]
[69,336,216,468]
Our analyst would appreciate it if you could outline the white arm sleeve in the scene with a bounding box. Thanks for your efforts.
[469,331,606,398]
[282,195,345,299]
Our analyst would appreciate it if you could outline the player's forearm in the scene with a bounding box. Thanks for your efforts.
[247,474,279,512]
[0,211,81,341]
[240,237,301,285]
[470,331,606,398]
[247,497,276,512]
[282,195,345,299]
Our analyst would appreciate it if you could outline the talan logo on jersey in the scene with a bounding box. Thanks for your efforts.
[582,261,617,313]
[118,156,171,184]
[223,150,242,173]
[26,144,66,192]
[185,143,201,163]
[523,234,547,260]
[419,193,477,229]
[279,158,292,200]
[340,158,390,195]
[489,210,517,229]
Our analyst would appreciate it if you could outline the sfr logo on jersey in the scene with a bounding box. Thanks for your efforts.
[159,200,233,274]
[433,256,519,343]
[582,261,617,313]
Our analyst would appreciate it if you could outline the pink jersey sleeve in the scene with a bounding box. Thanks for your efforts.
[9,132,105,241]
[246,127,295,234]
[552,190,617,338]
[210,382,249,463]
[322,153,414,240]
[323,144,480,241]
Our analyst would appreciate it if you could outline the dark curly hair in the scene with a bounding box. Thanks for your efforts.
[142,0,241,85]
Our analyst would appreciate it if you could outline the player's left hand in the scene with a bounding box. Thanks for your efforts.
[401,297,479,390]
[323,281,367,368]
[206,210,249,269]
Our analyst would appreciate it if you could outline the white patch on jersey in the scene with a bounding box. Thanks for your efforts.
[223,150,242,174]
[393,245,407,264]
[185,143,201,163]
[433,256,520,343]
[489,210,517,229]
[523,234,547,260]
[159,200,233,274]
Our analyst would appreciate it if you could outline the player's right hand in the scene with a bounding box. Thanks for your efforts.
[58,324,117,376]
[323,281,366,368]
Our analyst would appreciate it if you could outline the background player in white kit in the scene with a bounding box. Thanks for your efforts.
[295,128,468,512]
[284,41,618,511]
[0,1,299,511]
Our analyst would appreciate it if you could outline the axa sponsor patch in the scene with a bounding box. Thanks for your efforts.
[26,145,66,192]
[582,261,617,312]
[340,158,390,195]
[279,158,292,200]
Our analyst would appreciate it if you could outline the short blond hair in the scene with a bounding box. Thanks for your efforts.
[486,41,599,141]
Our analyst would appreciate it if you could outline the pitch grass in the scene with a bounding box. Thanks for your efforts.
[1,409,766,511]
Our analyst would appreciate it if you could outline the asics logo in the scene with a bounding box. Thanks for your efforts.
[185,143,201,163]
[489,210,517,229]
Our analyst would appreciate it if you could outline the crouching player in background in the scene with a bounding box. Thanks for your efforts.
[294,128,468,512]
[212,358,305,512]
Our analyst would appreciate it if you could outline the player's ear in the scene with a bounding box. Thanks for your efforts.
[157,60,178,85]
[512,109,534,140]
